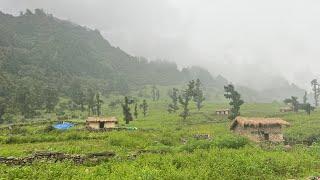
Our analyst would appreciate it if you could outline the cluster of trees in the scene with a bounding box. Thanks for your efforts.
[284,92,314,115]
[168,79,205,120]
[0,74,108,123]
[121,97,148,124]
[0,77,61,122]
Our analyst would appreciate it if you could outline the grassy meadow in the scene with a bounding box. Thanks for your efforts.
[0,100,320,179]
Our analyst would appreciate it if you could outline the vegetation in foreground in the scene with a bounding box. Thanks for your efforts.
[0,101,320,179]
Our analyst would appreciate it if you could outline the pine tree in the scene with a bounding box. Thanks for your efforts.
[43,85,59,113]
[168,88,179,113]
[134,103,138,119]
[305,103,311,115]
[156,89,160,100]
[224,84,244,120]
[151,85,157,101]
[70,80,86,112]
[122,96,133,124]
[0,97,6,123]
[193,79,205,111]
[311,79,319,107]
[95,93,103,116]
[179,80,195,120]
[140,99,148,117]
[303,91,308,104]
[87,88,96,116]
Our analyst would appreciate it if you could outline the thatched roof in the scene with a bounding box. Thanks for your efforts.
[86,117,118,123]
[230,116,290,130]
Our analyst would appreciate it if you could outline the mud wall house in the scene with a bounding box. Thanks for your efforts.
[280,107,292,112]
[216,109,230,115]
[230,117,290,142]
[86,117,118,129]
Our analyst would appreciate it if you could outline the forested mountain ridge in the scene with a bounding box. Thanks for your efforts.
[0,10,226,95]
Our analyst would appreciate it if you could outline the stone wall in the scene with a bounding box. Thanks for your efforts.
[233,126,284,142]
[0,151,115,166]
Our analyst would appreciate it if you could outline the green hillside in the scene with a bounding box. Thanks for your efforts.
[0,9,308,123]
[0,10,226,94]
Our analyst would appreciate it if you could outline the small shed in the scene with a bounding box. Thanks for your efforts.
[216,109,230,115]
[230,116,290,142]
[280,107,292,112]
[86,117,118,129]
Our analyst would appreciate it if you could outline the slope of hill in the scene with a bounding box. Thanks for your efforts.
[0,10,225,94]
[0,9,306,103]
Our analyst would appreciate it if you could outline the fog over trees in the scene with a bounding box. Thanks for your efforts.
[1,0,320,90]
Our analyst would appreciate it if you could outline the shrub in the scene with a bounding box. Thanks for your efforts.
[10,127,28,135]
[43,125,55,133]
[213,135,249,149]
[179,140,212,152]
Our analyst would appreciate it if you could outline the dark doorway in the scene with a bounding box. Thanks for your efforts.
[99,122,104,129]
[264,133,269,141]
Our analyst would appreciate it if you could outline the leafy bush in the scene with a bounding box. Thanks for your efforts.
[179,140,212,152]
[10,127,28,135]
[213,135,249,149]
[43,125,55,133]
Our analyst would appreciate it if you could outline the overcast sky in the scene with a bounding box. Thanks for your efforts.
[1,0,320,90]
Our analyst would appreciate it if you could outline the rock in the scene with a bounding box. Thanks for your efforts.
[193,134,212,140]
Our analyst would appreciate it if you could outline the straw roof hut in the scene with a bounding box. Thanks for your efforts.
[230,116,289,142]
[86,117,118,129]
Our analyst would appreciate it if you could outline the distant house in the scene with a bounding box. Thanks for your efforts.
[216,109,230,115]
[280,107,292,112]
[86,117,118,129]
[230,116,290,142]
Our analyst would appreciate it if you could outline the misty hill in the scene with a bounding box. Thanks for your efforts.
[0,9,305,102]
[0,10,227,94]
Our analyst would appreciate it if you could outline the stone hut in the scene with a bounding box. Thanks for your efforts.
[86,117,118,129]
[216,109,230,115]
[230,116,290,142]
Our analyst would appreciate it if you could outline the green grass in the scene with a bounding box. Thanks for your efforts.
[0,101,320,179]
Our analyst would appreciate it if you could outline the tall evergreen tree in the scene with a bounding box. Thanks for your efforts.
[0,97,6,123]
[179,80,195,120]
[303,91,308,104]
[151,85,157,101]
[95,93,103,116]
[0,74,11,122]
[193,79,205,111]
[134,103,138,119]
[224,84,244,120]
[304,103,312,115]
[42,85,59,113]
[15,82,43,118]
[87,88,96,116]
[311,79,319,107]
[168,88,179,113]
[140,99,148,117]
[122,96,133,124]
[156,89,160,100]
[69,80,86,112]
